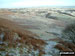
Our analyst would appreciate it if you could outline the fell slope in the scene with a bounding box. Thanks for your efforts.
[0,18,46,56]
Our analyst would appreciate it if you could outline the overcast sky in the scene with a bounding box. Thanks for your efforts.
[0,0,75,8]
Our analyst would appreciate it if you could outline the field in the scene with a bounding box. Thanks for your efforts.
[0,7,75,56]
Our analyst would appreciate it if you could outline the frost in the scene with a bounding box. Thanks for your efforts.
[43,41,60,56]
[0,32,5,44]
[0,32,4,40]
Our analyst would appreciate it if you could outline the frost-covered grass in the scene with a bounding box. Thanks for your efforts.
[0,32,60,56]
[43,41,60,56]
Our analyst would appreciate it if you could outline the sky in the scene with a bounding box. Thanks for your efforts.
[0,0,75,8]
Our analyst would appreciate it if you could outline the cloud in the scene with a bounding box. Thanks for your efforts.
[0,0,75,8]
[12,0,66,7]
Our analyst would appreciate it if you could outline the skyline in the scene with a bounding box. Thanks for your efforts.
[0,0,75,8]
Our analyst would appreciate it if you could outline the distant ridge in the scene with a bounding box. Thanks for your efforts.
[0,6,75,9]
[41,6,75,8]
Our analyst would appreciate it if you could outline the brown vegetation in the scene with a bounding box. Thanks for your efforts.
[50,38,75,52]
[0,18,46,56]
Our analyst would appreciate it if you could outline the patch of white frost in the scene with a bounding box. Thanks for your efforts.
[43,41,60,56]
[0,32,4,40]
[0,32,5,44]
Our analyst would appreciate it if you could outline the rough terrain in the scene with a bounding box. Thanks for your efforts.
[0,8,75,56]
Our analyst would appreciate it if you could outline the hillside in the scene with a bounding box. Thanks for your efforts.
[0,8,75,56]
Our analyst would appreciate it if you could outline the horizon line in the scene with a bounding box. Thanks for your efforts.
[0,6,75,9]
